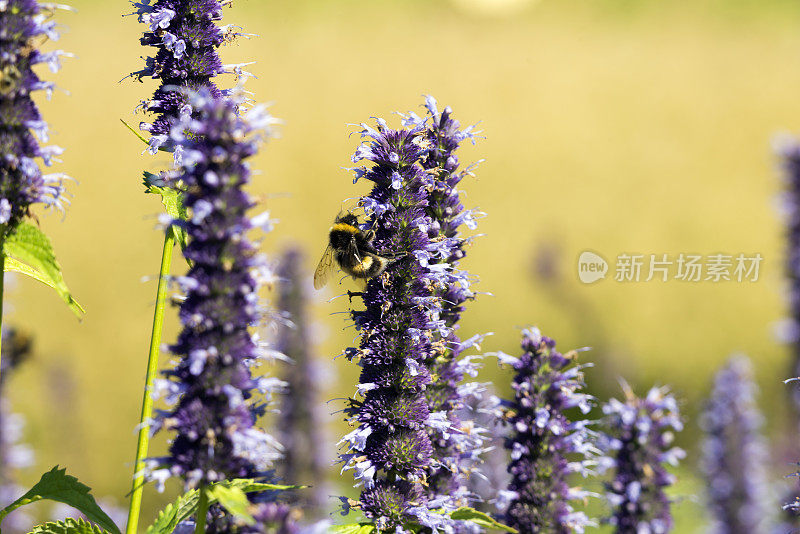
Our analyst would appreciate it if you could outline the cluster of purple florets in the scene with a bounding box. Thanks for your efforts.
[148,90,282,489]
[338,115,462,529]
[0,0,70,228]
[701,356,769,534]
[600,386,685,533]
[133,0,247,152]
[778,140,800,422]
[276,248,328,513]
[400,97,488,504]
[495,328,595,534]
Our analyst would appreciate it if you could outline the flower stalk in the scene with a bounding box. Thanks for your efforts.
[404,96,486,504]
[495,328,596,534]
[126,0,249,527]
[276,248,327,512]
[600,384,685,533]
[338,116,459,530]
[147,88,281,490]
[194,485,210,534]
[125,231,174,534]
[700,355,769,534]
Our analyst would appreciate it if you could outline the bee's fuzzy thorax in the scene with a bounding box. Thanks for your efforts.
[330,222,360,235]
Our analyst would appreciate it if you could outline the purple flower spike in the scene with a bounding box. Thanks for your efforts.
[600,384,685,534]
[403,96,489,505]
[700,356,769,534]
[276,248,328,513]
[133,0,248,150]
[777,139,800,425]
[0,0,71,226]
[496,328,596,534]
[148,89,282,489]
[339,114,464,530]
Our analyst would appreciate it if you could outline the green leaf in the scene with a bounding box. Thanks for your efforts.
[329,523,376,534]
[143,172,188,252]
[206,486,254,526]
[28,517,111,534]
[144,479,301,534]
[216,479,305,493]
[144,489,199,534]
[120,119,174,153]
[0,467,120,534]
[450,507,518,533]
[119,119,151,147]
[3,223,84,317]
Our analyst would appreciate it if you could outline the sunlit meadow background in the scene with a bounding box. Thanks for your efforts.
[7,0,800,530]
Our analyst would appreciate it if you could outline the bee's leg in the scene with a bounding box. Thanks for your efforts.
[381,251,408,261]
[347,291,364,302]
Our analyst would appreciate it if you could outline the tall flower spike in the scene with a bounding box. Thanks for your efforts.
[600,384,685,534]
[400,96,488,505]
[777,139,800,428]
[275,248,328,514]
[0,1,71,227]
[133,0,247,152]
[148,89,282,489]
[495,328,596,534]
[339,115,468,530]
[700,356,769,534]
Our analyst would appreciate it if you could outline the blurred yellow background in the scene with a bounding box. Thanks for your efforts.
[7,0,800,530]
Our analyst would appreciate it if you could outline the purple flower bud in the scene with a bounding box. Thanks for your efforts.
[149,90,281,488]
[497,328,596,534]
[600,384,685,533]
[0,0,71,226]
[701,356,769,534]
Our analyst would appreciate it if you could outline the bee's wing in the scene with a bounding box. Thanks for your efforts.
[313,245,335,290]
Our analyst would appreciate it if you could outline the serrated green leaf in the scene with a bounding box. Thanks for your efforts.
[143,172,188,252]
[144,489,199,534]
[329,523,376,534]
[3,223,83,317]
[207,486,254,526]
[0,467,119,534]
[28,517,111,534]
[144,479,300,534]
[450,507,517,533]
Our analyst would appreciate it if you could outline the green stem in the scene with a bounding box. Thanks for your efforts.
[125,232,175,534]
[194,485,210,534]
[0,252,6,385]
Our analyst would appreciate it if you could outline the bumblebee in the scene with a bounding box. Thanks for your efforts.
[313,213,395,289]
